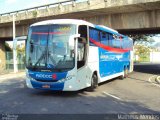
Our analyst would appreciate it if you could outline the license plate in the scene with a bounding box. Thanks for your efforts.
[42,84,50,88]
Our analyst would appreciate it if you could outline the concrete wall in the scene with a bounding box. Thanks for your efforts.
[0,0,160,71]
[1,0,160,24]
[0,9,160,37]
[150,52,160,63]
[0,0,160,37]
[0,24,29,38]
[81,10,160,30]
[0,41,6,72]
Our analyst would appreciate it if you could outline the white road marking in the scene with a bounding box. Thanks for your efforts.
[103,92,122,100]
[148,75,160,88]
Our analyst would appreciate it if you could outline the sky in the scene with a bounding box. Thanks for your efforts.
[0,0,75,14]
[151,35,160,46]
[1,0,160,46]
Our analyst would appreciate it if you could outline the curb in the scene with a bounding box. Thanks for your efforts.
[155,76,160,84]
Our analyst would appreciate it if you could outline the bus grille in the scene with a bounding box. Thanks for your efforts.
[36,79,58,82]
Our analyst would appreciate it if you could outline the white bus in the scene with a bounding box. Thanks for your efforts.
[25,19,133,91]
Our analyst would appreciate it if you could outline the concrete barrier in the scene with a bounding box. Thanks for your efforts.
[155,76,160,84]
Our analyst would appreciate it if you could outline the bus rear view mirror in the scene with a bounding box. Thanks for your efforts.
[78,37,86,44]
[70,49,75,58]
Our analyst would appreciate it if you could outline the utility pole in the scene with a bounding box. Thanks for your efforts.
[13,14,18,73]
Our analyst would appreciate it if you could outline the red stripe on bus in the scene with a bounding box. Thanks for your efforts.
[89,38,130,53]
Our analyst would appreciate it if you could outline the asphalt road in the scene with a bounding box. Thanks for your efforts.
[0,63,160,114]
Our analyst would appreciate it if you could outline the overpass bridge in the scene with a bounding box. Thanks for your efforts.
[0,0,160,71]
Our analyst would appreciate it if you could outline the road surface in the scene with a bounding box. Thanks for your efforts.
[0,63,159,114]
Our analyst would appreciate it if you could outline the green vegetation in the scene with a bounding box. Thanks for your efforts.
[16,44,25,64]
[32,10,38,18]
[16,44,25,55]
[129,34,159,62]
[134,45,150,62]
[129,34,155,44]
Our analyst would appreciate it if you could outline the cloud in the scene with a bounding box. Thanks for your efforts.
[6,0,17,4]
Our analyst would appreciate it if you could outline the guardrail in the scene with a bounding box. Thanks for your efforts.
[0,0,76,16]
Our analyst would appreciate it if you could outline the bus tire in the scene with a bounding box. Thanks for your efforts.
[119,67,125,80]
[124,67,129,78]
[119,73,124,80]
[119,67,128,80]
[87,74,98,92]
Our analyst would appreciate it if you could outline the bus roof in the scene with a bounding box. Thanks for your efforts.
[30,19,126,37]
[95,25,125,37]
[97,25,118,33]
[31,19,94,27]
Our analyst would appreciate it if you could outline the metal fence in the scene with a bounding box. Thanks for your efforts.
[6,52,25,70]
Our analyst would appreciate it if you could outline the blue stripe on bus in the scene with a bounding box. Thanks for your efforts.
[28,70,67,81]
[98,47,130,77]
[28,70,67,90]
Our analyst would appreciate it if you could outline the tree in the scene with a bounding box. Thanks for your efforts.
[134,45,150,55]
[128,34,155,44]
[134,45,150,62]
[16,44,25,54]
[16,43,25,64]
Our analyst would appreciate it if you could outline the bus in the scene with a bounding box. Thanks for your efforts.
[25,19,133,91]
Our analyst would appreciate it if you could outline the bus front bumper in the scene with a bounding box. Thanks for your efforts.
[26,76,79,91]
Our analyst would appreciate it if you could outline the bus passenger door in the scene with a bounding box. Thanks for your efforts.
[77,25,88,69]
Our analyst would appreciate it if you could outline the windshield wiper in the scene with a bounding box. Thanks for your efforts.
[33,50,46,69]
[32,50,57,70]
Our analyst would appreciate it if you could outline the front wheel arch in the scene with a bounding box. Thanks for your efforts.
[87,71,98,92]
[119,66,128,80]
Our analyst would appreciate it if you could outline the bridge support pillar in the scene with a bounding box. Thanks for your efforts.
[0,41,6,72]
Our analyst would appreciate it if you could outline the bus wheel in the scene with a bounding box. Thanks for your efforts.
[119,67,128,80]
[87,74,98,92]
[119,68,125,80]
[119,73,124,80]
[124,67,129,78]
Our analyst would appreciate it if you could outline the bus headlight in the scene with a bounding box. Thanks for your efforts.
[65,76,73,81]
[26,71,35,81]
[58,75,74,83]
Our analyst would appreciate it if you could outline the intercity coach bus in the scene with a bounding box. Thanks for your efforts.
[25,19,133,91]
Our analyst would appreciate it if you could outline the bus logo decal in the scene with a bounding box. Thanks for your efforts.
[35,74,52,79]
[52,74,57,80]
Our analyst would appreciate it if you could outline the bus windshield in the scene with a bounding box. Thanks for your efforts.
[26,24,76,71]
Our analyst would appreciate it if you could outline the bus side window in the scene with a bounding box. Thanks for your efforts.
[100,32,110,46]
[100,32,107,45]
[78,25,87,69]
[112,35,122,48]
[106,33,109,46]
[122,39,127,49]
[77,38,86,69]
[109,34,113,47]
[78,40,85,61]
[78,25,87,39]
[89,28,100,46]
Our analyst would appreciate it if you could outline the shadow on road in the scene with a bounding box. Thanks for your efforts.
[31,90,84,97]
[0,78,159,114]
[134,63,160,75]
[127,77,148,82]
